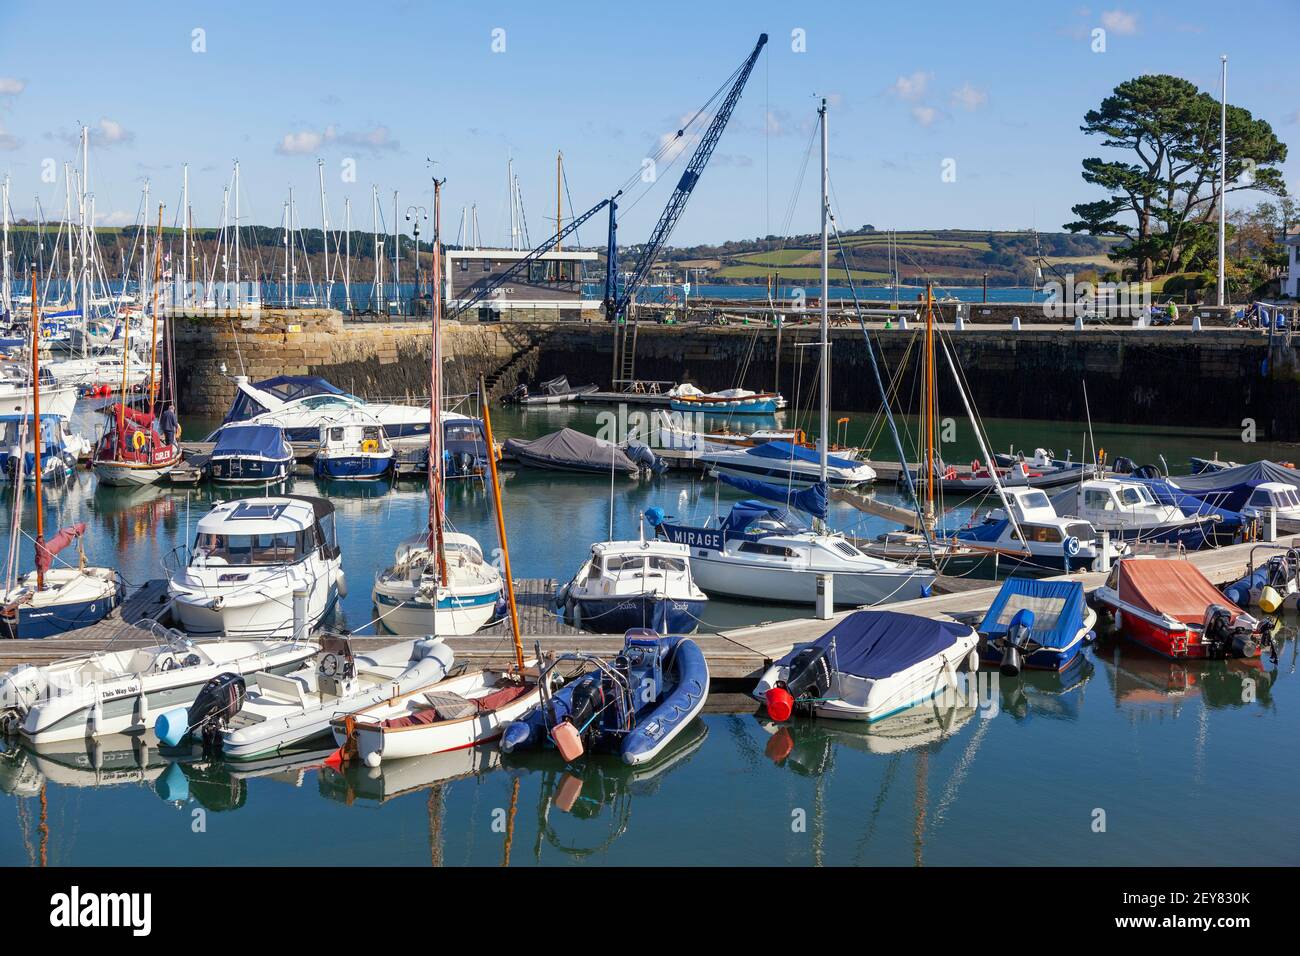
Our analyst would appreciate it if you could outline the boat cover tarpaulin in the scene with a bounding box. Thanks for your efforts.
[36,523,87,573]
[719,472,828,518]
[1125,477,1243,528]
[213,424,290,459]
[979,577,1084,650]
[746,440,861,472]
[778,610,970,680]
[1167,460,1300,512]
[719,499,808,535]
[503,427,637,475]
[1116,559,1242,625]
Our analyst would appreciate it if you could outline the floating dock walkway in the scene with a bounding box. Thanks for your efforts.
[1,539,1290,681]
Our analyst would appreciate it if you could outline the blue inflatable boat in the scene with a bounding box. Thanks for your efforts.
[500,630,709,766]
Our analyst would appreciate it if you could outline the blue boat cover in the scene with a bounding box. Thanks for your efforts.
[1161,460,1300,513]
[1121,477,1243,529]
[955,518,1007,543]
[745,440,861,472]
[253,375,346,402]
[720,499,808,535]
[978,577,1084,650]
[778,610,969,679]
[718,473,828,518]
[213,424,289,459]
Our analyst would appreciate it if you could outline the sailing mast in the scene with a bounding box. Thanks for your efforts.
[922,283,937,530]
[147,204,163,413]
[818,98,829,510]
[555,151,563,254]
[427,178,448,586]
[480,375,525,673]
[29,270,44,591]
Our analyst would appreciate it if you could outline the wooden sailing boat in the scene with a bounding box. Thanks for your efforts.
[370,180,502,635]
[1,271,121,638]
[91,203,182,486]
[327,374,542,768]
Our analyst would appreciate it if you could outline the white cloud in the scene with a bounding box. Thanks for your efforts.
[95,118,133,146]
[0,77,25,96]
[275,123,399,155]
[97,209,135,227]
[889,71,932,101]
[911,105,939,128]
[1101,9,1139,35]
[951,83,988,111]
[276,129,327,155]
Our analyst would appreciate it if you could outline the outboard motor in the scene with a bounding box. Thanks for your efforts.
[155,673,246,752]
[1111,456,1135,475]
[998,608,1036,678]
[766,643,835,721]
[1201,605,1258,659]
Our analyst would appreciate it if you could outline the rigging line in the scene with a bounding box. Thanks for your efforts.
[828,218,937,565]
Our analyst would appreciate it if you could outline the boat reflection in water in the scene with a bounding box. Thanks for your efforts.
[1095,633,1284,719]
[501,720,708,862]
[996,653,1095,724]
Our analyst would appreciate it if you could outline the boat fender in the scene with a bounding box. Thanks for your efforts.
[551,720,585,762]
[155,762,190,803]
[765,685,795,722]
[1259,586,1282,615]
[155,707,191,747]
[337,570,348,599]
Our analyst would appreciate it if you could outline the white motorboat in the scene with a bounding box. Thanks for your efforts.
[1049,478,1222,549]
[1241,481,1300,534]
[168,495,344,638]
[372,532,502,635]
[0,413,89,481]
[700,441,875,489]
[219,374,446,443]
[753,610,980,723]
[955,486,1130,574]
[0,629,319,744]
[0,365,77,420]
[556,533,708,634]
[154,635,455,761]
[652,501,935,606]
[313,412,395,480]
[329,661,546,767]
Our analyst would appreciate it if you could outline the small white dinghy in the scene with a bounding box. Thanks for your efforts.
[154,635,455,761]
[328,662,545,768]
[753,610,979,723]
[0,630,319,744]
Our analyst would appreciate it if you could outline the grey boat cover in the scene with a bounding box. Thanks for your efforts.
[504,427,639,475]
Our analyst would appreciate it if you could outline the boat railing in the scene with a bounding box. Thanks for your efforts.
[533,644,636,736]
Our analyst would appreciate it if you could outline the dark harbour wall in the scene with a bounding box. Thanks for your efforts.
[171,311,1300,441]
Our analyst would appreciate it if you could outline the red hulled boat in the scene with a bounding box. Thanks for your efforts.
[1092,558,1271,660]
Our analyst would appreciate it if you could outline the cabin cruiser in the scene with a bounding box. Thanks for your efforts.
[167,496,344,638]
[954,487,1129,575]
[1240,482,1300,535]
[650,500,935,607]
[208,423,293,484]
[218,374,440,443]
[1049,478,1223,550]
[314,412,394,480]
[154,635,455,761]
[556,534,708,634]
[700,441,875,490]
[372,531,503,635]
[753,610,979,723]
[0,363,77,420]
[0,628,319,743]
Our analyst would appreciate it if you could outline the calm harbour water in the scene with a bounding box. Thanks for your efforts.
[0,404,1297,865]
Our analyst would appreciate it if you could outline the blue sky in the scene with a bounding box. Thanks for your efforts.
[0,0,1296,246]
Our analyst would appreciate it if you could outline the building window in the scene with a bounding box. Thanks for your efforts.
[459,259,468,272]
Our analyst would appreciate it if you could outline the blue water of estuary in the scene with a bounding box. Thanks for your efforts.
[0,406,1297,865]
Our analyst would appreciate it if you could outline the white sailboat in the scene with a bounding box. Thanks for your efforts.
[652,100,935,608]
[372,181,503,635]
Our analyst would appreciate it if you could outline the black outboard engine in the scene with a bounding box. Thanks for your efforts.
[559,674,607,743]
[783,644,835,710]
[1111,456,1135,475]
[188,673,246,755]
[997,608,1037,677]
[1201,605,1258,659]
